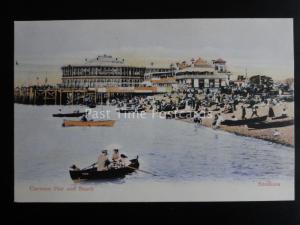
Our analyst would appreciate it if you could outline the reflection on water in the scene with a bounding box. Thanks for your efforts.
[14,104,294,186]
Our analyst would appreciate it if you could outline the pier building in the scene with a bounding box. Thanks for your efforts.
[61,55,171,88]
[175,57,231,89]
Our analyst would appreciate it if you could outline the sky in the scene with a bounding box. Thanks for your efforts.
[14,19,294,86]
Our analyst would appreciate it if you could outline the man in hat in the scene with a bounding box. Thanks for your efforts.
[112,149,120,162]
[110,149,122,168]
[97,150,109,171]
[81,114,88,122]
[120,154,129,167]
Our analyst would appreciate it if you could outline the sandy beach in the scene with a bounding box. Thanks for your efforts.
[153,94,294,147]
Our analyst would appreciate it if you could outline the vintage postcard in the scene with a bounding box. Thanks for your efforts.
[14,19,294,202]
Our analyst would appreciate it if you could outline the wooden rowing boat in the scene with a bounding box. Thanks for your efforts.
[247,119,294,129]
[62,120,116,127]
[69,157,139,180]
[53,112,86,117]
[221,115,267,126]
[271,115,288,120]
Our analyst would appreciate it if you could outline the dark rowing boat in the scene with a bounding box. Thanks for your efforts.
[271,115,288,120]
[117,107,144,113]
[247,119,294,129]
[117,108,135,113]
[53,112,86,117]
[88,103,96,108]
[221,115,267,126]
[69,157,139,180]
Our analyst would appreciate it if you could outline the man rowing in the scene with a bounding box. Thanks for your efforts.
[97,150,110,171]
[96,149,129,171]
[110,149,130,169]
[120,154,130,167]
[81,114,87,121]
[112,149,120,162]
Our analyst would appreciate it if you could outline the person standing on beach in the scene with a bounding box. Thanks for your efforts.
[268,103,275,118]
[217,94,221,103]
[212,114,218,128]
[241,105,246,120]
[282,105,287,118]
[233,99,238,111]
[215,113,224,128]
[251,106,259,118]
[195,100,200,111]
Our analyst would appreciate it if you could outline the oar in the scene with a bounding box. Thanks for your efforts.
[81,162,97,170]
[126,166,158,176]
[78,162,158,176]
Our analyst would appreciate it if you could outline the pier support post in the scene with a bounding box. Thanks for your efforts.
[54,90,57,105]
[71,91,74,105]
[44,90,47,105]
[29,87,33,104]
[60,90,62,105]
[83,90,86,105]
[34,90,36,105]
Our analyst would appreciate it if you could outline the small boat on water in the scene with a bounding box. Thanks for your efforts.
[247,118,294,129]
[117,107,135,113]
[69,157,139,180]
[117,105,144,113]
[88,104,96,108]
[221,115,267,126]
[53,112,86,117]
[62,120,116,127]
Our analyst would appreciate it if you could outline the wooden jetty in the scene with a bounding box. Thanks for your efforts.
[14,86,158,105]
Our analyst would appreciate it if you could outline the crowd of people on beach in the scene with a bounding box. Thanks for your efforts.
[108,84,292,124]
[75,79,290,135]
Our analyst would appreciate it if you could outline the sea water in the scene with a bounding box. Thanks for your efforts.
[14,104,294,201]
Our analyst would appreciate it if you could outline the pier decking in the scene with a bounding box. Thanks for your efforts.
[14,86,162,105]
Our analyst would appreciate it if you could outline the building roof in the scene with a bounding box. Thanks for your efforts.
[193,57,212,67]
[176,61,189,70]
[84,55,125,66]
[62,55,126,67]
[177,66,215,73]
[63,55,173,68]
